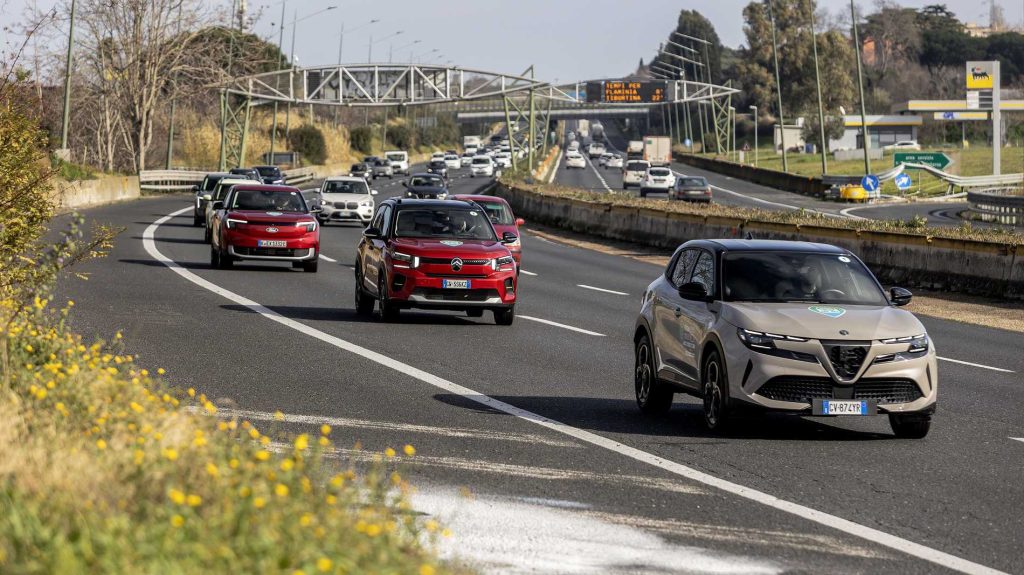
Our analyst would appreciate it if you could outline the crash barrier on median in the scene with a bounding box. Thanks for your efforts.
[54,175,141,209]
[139,167,319,192]
[967,187,1024,226]
[676,154,830,197]
[496,183,1024,299]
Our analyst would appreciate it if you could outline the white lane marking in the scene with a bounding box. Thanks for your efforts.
[517,315,606,337]
[319,254,337,263]
[214,407,580,448]
[672,168,846,219]
[519,269,538,276]
[578,284,629,296]
[587,156,612,192]
[547,150,562,184]
[144,208,1005,575]
[1011,438,1024,443]
[937,356,1014,373]
[838,205,871,220]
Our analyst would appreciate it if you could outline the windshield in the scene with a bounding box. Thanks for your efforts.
[322,180,369,195]
[680,178,707,187]
[429,161,446,168]
[256,167,280,177]
[626,162,649,171]
[476,201,514,225]
[386,153,405,162]
[472,158,490,165]
[723,252,887,306]
[394,208,496,241]
[445,155,458,160]
[230,189,307,212]
[201,175,225,191]
[351,164,367,171]
[410,176,444,187]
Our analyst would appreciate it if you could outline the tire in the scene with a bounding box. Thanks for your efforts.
[466,309,484,318]
[493,306,515,326]
[634,334,673,415]
[639,189,647,198]
[203,226,212,243]
[701,349,730,431]
[889,413,931,439]
[292,261,303,268]
[376,273,400,322]
[193,213,203,227]
[302,258,318,273]
[354,267,375,317]
[210,245,219,268]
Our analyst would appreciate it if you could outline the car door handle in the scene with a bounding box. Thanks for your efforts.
[674,306,683,318]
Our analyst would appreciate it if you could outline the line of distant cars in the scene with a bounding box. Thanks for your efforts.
[562,141,712,202]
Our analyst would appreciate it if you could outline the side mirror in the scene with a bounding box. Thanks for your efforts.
[371,190,379,195]
[363,227,382,239]
[202,194,213,201]
[890,286,913,307]
[515,218,525,226]
[310,206,323,213]
[191,185,200,192]
[678,281,709,302]
[212,201,224,210]
[501,231,519,244]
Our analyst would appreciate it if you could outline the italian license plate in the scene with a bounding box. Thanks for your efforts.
[338,210,352,217]
[442,279,470,289]
[257,240,287,248]
[813,399,876,416]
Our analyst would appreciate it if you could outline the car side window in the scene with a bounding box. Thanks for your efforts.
[670,249,699,288]
[379,206,394,236]
[689,251,715,295]
[370,206,387,230]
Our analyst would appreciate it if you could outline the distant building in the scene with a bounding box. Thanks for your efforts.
[830,115,922,151]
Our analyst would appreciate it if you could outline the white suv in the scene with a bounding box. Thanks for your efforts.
[470,155,495,177]
[639,167,675,198]
[385,151,409,175]
[622,160,651,189]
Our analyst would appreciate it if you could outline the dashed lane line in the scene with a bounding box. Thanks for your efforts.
[937,356,1014,373]
[517,315,606,337]
[144,207,1005,575]
[578,284,629,296]
[1011,438,1024,443]
[319,254,337,263]
[519,269,538,276]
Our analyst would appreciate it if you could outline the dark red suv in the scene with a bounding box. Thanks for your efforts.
[209,184,320,272]
[355,198,518,324]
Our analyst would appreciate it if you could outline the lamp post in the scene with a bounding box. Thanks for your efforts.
[413,48,439,63]
[269,0,287,161]
[809,4,828,174]
[369,30,403,62]
[850,0,871,175]
[750,105,758,166]
[59,0,77,156]
[730,106,736,162]
[284,6,337,140]
[334,19,379,126]
[766,0,788,171]
[391,39,420,63]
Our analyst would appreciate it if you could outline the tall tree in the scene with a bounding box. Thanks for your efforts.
[863,1,922,80]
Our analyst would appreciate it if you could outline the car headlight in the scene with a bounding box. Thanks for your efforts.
[491,255,515,271]
[225,218,247,229]
[297,220,317,233]
[737,328,817,363]
[391,251,420,269]
[359,199,373,207]
[880,333,929,354]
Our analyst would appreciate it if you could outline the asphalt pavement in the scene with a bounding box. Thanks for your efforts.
[53,162,1024,574]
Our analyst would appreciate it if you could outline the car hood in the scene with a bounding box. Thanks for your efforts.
[392,237,506,256]
[321,192,372,203]
[721,302,925,340]
[226,210,314,223]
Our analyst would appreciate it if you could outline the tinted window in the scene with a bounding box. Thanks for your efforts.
[671,249,699,288]
[722,252,887,305]
[385,153,406,162]
[690,251,715,294]
[323,180,369,195]
[472,158,491,165]
[201,175,225,191]
[410,176,444,187]
[370,205,387,230]
[379,206,394,236]
[649,168,671,177]
[256,167,281,177]
[476,201,513,225]
[679,178,707,187]
[394,208,496,241]
[230,189,306,212]
[626,162,649,172]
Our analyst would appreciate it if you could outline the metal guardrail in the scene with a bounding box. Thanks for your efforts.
[139,167,318,191]
[966,187,1024,226]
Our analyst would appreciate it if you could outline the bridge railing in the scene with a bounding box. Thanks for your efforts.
[139,167,317,192]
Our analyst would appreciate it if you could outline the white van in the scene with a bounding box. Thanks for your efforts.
[385,150,409,175]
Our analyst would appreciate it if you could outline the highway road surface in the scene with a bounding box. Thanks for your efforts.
[55,164,1023,574]
[558,121,991,229]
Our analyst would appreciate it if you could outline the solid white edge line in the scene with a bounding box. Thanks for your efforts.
[319,254,337,263]
[937,356,1014,373]
[517,315,606,337]
[142,207,1005,575]
[519,270,538,277]
[547,150,562,184]
[1011,438,1024,443]
[577,284,629,296]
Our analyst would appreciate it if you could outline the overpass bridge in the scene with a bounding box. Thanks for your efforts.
[216,63,739,171]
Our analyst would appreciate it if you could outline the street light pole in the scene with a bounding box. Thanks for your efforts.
[767,0,788,172]
[850,0,871,175]
[809,4,828,175]
[750,105,758,166]
[59,0,77,155]
[269,0,287,162]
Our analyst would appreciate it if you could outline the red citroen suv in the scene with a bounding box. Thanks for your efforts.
[354,198,518,324]
[209,184,320,272]
[450,194,525,270]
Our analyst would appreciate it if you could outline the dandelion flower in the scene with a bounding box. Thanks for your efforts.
[316,558,332,572]
[163,448,178,461]
[275,484,289,497]
[96,439,107,450]
[366,524,382,537]
[186,494,202,507]
[403,444,416,456]
[206,462,219,477]
[384,447,396,458]
[280,459,294,471]
[229,458,239,469]
[318,436,330,447]
[294,434,309,452]
[248,428,261,440]
[203,401,217,415]
[157,368,166,375]
[171,515,185,528]
[299,513,313,527]
[253,497,266,509]
[274,410,285,421]
[255,450,270,461]
[419,565,436,575]
[320,424,331,436]
[187,387,195,397]
[168,489,186,505]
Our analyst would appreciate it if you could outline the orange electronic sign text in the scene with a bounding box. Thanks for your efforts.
[586,81,667,103]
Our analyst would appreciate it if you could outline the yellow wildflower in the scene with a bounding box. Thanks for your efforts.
[171,515,185,528]
[316,558,332,572]
[384,447,396,458]
[320,424,331,436]
[163,448,178,461]
[253,496,266,509]
[318,436,330,447]
[275,484,289,497]
[366,524,382,537]
[274,410,285,421]
[299,513,313,527]
[203,401,217,415]
[186,494,202,507]
[255,450,270,461]
[404,444,416,456]
[157,368,165,375]
[294,434,309,452]
[419,565,436,575]
[168,489,186,505]
[206,462,219,477]
[96,439,107,450]
[248,428,260,440]
[187,387,195,397]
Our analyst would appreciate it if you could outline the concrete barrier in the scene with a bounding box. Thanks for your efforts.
[676,154,829,197]
[54,175,141,210]
[497,183,1024,299]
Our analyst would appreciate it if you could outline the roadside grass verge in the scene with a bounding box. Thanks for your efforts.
[499,175,1024,245]
[0,298,445,573]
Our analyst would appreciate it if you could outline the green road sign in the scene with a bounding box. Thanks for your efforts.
[893,152,953,170]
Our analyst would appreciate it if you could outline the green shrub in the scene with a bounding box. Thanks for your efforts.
[349,126,374,154]
[288,124,327,165]
[51,157,98,182]
[387,124,416,150]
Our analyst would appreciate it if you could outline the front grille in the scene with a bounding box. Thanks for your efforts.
[755,377,923,405]
[420,257,490,266]
[824,343,869,379]
[411,288,499,302]
[234,247,302,257]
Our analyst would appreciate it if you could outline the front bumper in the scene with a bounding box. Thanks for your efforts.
[386,264,516,310]
[720,333,938,415]
[224,229,319,262]
[471,167,493,176]
[320,204,373,222]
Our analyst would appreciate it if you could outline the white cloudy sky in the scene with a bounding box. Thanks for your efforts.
[1,0,1021,83]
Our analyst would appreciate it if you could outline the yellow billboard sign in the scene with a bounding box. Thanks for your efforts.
[966,61,994,89]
